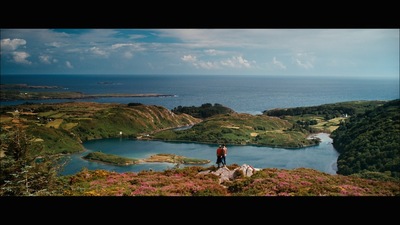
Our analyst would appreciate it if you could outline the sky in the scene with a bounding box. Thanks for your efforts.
[1,29,399,79]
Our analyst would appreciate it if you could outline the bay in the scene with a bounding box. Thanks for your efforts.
[60,133,339,175]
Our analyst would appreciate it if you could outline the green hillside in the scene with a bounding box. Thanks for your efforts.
[0,102,201,155]
[331,99,400,180]
[153,112,320,148]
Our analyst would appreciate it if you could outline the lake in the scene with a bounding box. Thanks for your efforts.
[59,133,339,175]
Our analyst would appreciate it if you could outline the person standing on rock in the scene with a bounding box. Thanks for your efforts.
[221,144,228,167]
[216,145,224,168]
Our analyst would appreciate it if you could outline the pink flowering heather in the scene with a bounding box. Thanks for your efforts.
[63,166,400,196]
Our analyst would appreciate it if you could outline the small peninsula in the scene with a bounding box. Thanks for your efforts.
[83,152,210,166]
[0,90,175,101]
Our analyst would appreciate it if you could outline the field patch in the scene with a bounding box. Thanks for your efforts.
[46,119,63,129]
[63,122,79,130]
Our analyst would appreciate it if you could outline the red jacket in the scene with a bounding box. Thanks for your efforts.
[216,147,224,156]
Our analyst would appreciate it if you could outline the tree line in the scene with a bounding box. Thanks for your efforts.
[263,100,386,120]
[172,103,235,119]
[331,99,400,180]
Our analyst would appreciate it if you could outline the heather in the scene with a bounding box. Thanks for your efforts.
[56,166,400,196]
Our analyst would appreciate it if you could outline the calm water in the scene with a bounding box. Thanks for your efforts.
[2,74,398,175]
[2,74,399,114]
[60,133,339,176]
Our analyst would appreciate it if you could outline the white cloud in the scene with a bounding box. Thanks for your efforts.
[204,49,232,56]
[181,54,197,62]
[236,56,251,68]
[45,42,63,48]
[65,61,73,68]
[195,61,219,69]
[181,54,220,69]
[272,57,286,69]
[112,43,134,49]
[39,55,52,64]
[220,56,252,68]
[1,38,27,51]
[1,29,397,78]
[204,49,217,55]
[90,46,108,57]
[110,43,145,59]
[1,38,31,65]
[293,53,315,69]
[12,51,31,64]
[123,51,133,59]
[156,29,398,52]
[182,54,253,70]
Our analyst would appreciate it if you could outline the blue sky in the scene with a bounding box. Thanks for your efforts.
[1,29,399,79]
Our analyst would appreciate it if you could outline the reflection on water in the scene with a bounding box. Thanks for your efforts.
[59,133,339,176]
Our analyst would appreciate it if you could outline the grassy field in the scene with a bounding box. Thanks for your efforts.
[313,117,343,132]
[1,102,202,155]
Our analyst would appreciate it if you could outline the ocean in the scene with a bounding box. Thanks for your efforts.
[1,74,398,175]
[2,74,399,114]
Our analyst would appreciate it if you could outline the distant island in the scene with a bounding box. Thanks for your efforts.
[0,83,175,101]
[83,152,210,166]
[0,90,175,101]
[0,84,62,89]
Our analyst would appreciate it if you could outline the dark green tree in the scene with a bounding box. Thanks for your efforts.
[0,126,66,196]
[331,99,400,180]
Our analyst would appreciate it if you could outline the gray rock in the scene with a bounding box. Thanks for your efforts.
[197,164,260,184]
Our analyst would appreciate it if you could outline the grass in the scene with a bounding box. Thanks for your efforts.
[46,119,63,128]
[312,117,344,132]
[62,122,79,130]
[83,152,139,166]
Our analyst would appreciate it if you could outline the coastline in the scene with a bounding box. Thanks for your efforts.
[307,132,333,144]
[0,92,175,101]
[81,152,210,167]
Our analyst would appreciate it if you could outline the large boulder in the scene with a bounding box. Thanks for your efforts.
[197,164,260,184]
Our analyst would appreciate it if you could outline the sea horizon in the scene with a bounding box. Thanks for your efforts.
[1,74,398,114]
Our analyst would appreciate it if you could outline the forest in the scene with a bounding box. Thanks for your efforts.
[331,99,400,180]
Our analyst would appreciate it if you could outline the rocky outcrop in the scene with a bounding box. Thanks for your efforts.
[197,164,260,184]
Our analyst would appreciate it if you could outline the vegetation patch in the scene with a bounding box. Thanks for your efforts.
[59,166,400,196]
[45,119,63,129]
[83,152,139,166]
[82,152,210,166]
[331,99,400,179]
[143,153,210,165]
[172,103,235,119]
[62,122,79,130]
